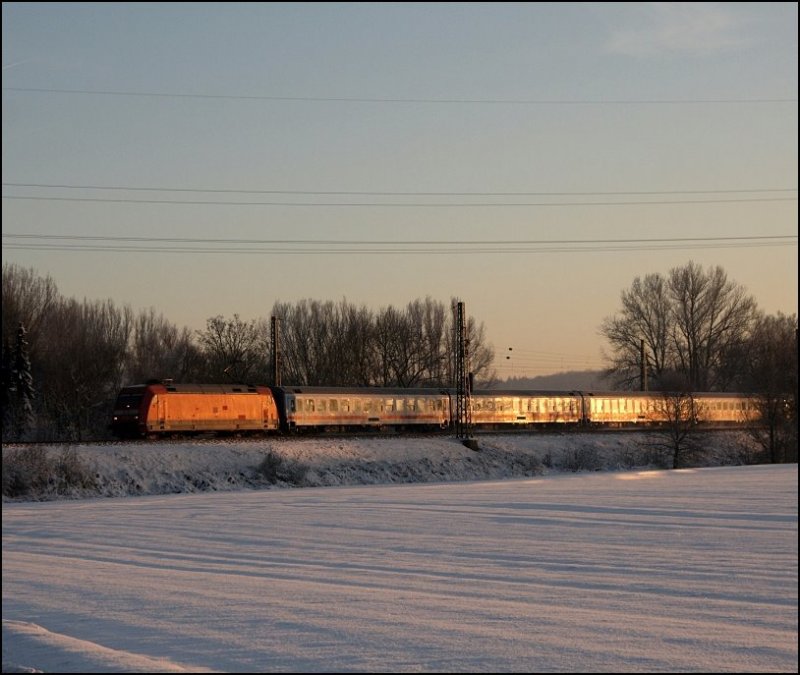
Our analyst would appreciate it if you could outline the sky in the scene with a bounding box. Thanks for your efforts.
[2,435,797,673]
[2,2,798,378]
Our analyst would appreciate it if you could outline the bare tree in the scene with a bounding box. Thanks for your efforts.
[271,300,339,385]
[333,300,376,385]
[196,314,268,383]
[388,298,445,387]
[645,391,706,469]
[601,273,671,388]
[465,314,496,387]
[38,298,133,440]
[602,262,757,391]
[740,312,798,463]
[273,297,494,388]
[372,304,408,386]
[1,264,59,367]
[126,308,203,384]
[668,262,756,391]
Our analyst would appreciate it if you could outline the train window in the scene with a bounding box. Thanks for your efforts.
[330,400,338,412]
[317,399,327,413]
[363,399,371,413]
[305,399,315,412]
[290,399,296,413]
[396,399,404,412]
[115,394,142,410]
[341,399,350,412]
[385,399,394,412]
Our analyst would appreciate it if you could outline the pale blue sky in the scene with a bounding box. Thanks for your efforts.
[2,2,797,377]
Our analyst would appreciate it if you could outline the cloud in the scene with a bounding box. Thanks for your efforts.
[606,3,752,57]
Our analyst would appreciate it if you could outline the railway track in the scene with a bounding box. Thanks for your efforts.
[2,424,755,449]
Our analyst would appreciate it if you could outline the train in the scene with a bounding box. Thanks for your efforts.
[110,380,759,438]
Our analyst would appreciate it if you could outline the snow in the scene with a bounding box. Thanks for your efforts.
[2,433,798,673]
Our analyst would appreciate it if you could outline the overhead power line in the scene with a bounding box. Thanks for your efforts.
[2,233,795,256]
[4,234,795,245]
[3,182,796,196]
[2,195,795,207]
[3,87,797,105]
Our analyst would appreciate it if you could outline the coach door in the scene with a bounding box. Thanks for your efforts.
[157,395,167,430]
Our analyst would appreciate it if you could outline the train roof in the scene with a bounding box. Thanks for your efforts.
[274,386,450,396]
[474,389,754,399]
[472,389,583,396]
[121,383,268,394]
[119,383,753,398]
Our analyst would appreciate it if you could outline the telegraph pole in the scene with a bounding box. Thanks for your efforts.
[453,301,473,442]
[640,339,647,392]
[271,316,281,387]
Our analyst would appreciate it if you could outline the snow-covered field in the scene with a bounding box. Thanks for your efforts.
[2,433,798,672]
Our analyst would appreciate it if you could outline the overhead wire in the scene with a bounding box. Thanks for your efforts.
[3,182,796,196]
[3,195,795,207]
[3,86,797,105]
[2,233,795,255]
[4,182,795,208]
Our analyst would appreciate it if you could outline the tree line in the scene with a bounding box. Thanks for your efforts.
[600,261,797,462]
[2,261,796,460]
[1,264,493,441]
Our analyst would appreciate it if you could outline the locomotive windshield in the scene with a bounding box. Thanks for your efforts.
[115,394,143,410]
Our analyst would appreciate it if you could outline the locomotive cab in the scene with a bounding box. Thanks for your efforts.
[110,384,153,438]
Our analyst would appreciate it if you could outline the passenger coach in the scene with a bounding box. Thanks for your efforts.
[469,390,584,427]
[273,386,451,432]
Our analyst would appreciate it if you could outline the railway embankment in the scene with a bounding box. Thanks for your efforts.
[2,430,765,502]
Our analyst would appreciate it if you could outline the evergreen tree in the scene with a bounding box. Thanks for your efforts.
[1,336,12,438]
[11,322,35,439]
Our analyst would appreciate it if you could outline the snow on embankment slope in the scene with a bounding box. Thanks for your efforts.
[2,430,760,501]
